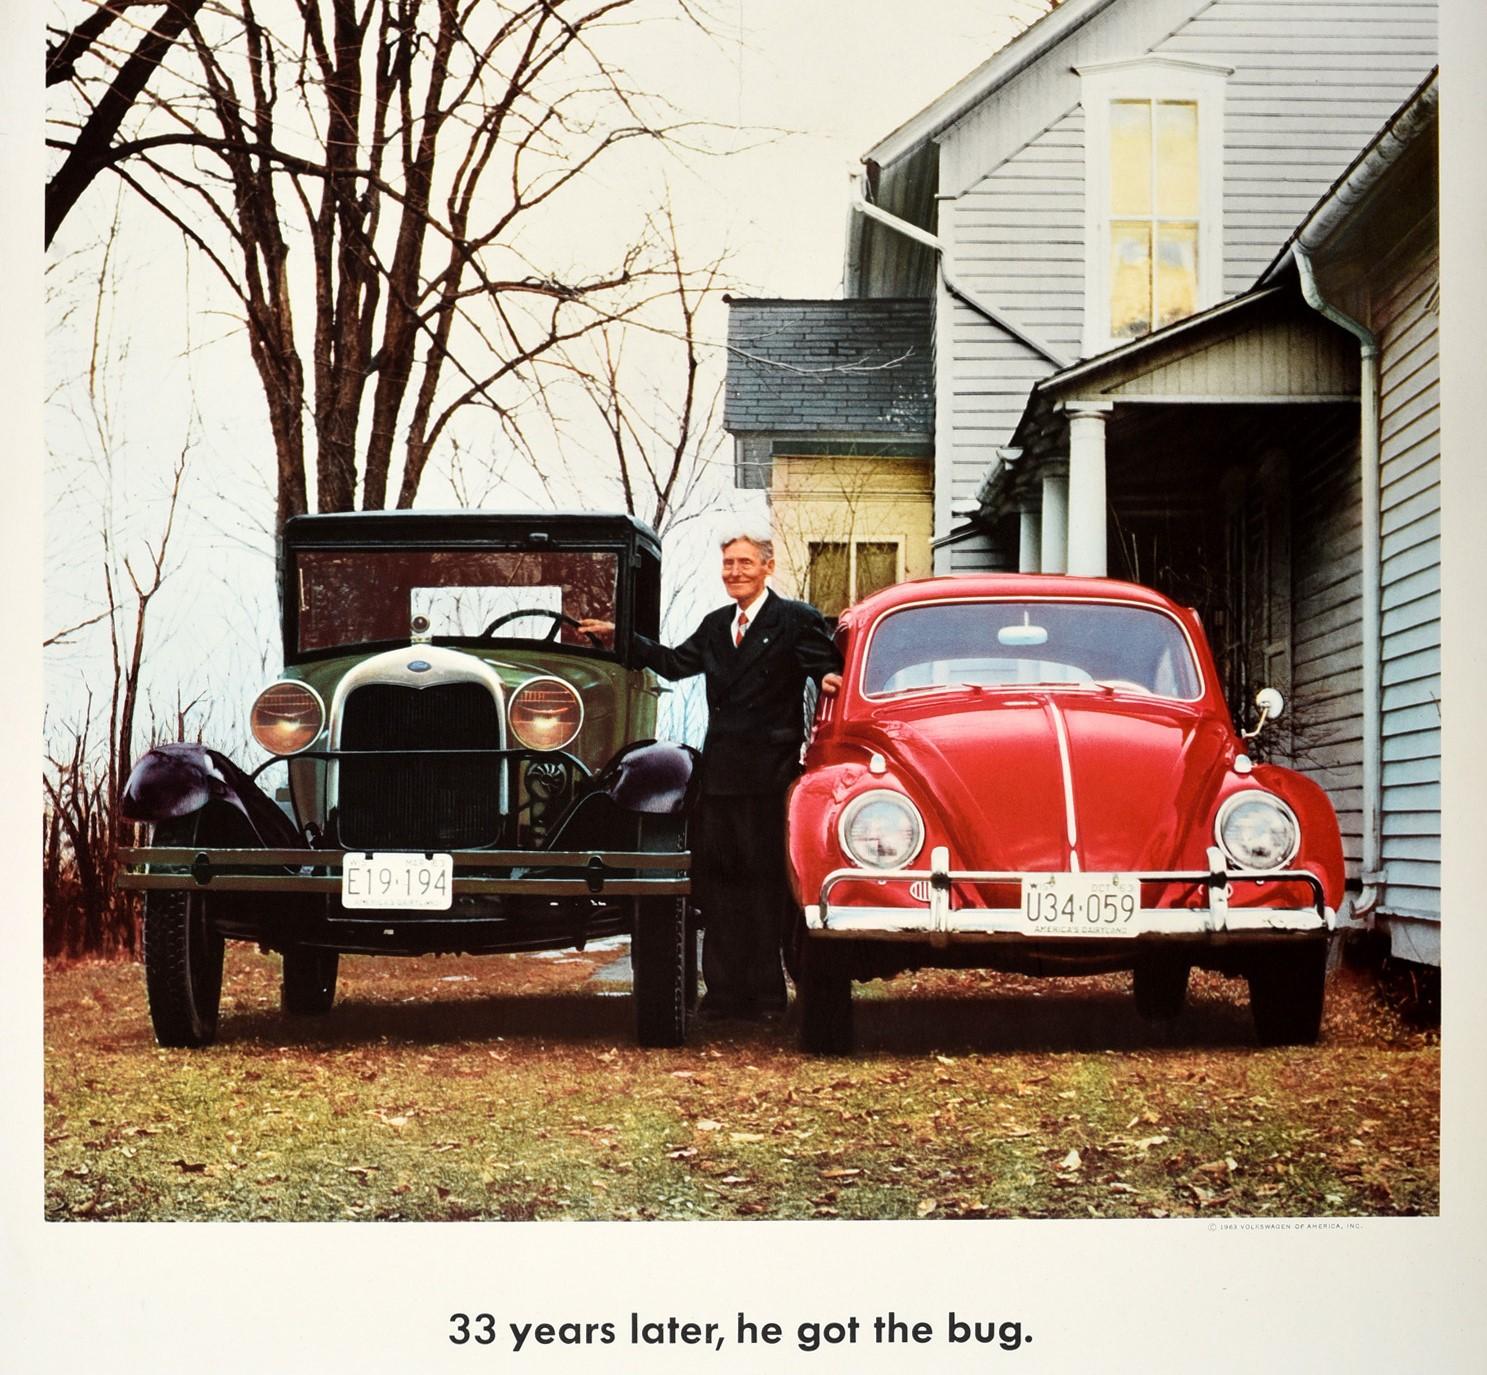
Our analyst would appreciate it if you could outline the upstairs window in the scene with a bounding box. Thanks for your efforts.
[1079,58,1229,356]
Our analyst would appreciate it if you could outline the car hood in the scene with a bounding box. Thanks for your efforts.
[850,690,1234,873]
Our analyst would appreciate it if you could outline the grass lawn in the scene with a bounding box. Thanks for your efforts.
[43,942,1438,1221]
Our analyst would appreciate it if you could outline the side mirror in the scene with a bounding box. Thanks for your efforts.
[1242,686,1285,740]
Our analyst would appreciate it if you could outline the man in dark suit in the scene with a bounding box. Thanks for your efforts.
[581,528,841,1021]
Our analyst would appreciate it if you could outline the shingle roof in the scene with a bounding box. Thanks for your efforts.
[723,298,934,437]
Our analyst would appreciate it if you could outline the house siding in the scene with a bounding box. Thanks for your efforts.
[1375,218,1440,923]
[1290,425,1364,875]
[926,0,1437,556]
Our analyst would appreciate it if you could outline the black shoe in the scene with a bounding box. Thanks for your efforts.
[698,995,739,1021]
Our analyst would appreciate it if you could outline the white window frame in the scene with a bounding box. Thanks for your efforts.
[1078,56,1230,358]
[807,536,905,614]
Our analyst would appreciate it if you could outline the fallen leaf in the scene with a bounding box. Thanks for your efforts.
[730,1132,765,1144]
[1058,1148,1082,1172]
[695,1120,722,1132]
[916,1198,938,1217]
[666,1146,697,1159]
[820,1167,861,1179]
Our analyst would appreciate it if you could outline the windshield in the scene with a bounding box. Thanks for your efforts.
[294,547,619,655]
[862,600,1202,700]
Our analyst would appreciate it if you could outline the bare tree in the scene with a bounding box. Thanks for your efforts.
[42,455,189,960]
[560,202,726,535]
[47,2,208,242]
[48,0,725,535]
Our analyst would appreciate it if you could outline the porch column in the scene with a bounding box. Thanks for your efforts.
[1040,468,1068,574]
[1064,401,1113,576]
[1018,505,1042,572]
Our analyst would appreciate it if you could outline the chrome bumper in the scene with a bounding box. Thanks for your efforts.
[118,846,690,898]
[807,846,1330,942]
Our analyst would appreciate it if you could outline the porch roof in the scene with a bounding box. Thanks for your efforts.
[980,282,1359,511]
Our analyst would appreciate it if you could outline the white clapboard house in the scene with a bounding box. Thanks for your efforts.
[723,0,1440,963]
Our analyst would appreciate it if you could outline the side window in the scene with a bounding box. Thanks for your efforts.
[1079,58,1228,357]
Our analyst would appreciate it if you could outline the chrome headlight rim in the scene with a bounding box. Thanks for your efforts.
[1214,790,1301,870]
[249,679,327,757]
[507,674,585,753]
[837,787,927,871]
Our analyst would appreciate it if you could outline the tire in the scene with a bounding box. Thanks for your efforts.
[683,908,701,1014]
[1247,940,1328,1046]
[282,946,339,1016]
[143,886,225,1048]
[797,941,854,1054]
[1133,955,1190,1021]
[632,896,687,1047]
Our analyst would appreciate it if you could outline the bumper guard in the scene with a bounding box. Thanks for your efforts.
[808,845,1329,943]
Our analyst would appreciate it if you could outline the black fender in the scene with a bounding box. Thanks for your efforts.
[595,740,700,815]
[121,742,302,847]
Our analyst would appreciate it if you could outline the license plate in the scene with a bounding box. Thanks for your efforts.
[1020,873,1139,937]
[341,853,453,910]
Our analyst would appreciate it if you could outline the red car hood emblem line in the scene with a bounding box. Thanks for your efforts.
[850,693,1231,876]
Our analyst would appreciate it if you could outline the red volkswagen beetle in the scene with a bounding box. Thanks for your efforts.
[786,575,1345,1053]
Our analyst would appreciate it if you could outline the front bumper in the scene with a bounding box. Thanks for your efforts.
[118,846,691,900]
[806,846,1330,943]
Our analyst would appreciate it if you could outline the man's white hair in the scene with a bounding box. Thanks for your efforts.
[718,523,774,563]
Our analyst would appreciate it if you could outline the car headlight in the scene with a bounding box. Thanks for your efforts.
[1215,792,1299,870]
[839,789,925,870]
[508,677,583,752]
[250,681,325,755]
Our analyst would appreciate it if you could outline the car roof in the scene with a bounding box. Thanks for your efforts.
[282,509,661,553]
[840,574,1190,624]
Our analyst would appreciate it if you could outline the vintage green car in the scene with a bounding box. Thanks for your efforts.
[119,511,696,1048]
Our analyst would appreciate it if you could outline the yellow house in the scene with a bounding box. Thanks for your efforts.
[769,452,933,615]
[724,298,935,615]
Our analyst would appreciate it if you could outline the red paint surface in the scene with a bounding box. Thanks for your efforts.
[788,575,1345,914]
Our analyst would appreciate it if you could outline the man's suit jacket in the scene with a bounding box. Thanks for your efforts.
[632,589,841,796]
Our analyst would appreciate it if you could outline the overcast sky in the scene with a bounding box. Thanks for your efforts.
[41,0,1052,748]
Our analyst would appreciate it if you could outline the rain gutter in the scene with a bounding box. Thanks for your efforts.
[1290,242,1381,925]
[847,174,1069,370]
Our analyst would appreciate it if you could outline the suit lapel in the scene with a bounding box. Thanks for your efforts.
[722,589,783,685]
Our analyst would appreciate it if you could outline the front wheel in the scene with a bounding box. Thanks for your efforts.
[632,896,687,1047]
[797,939,854,1054]
[1247,941,1328,1046]
[143,887,225,1048]
[282,946,339,1015]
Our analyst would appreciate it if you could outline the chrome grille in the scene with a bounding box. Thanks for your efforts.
[336,682,503,849]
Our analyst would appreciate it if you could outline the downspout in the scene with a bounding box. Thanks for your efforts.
[848,174,1069,368]
[1292,242,1381,925]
